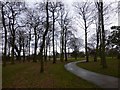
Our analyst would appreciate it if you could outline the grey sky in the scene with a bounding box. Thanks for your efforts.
[0,0,118,53]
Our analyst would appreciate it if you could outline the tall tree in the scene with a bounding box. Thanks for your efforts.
[39,1,49,73]
[63,12,73,61]
[1,2,8,66]
[94,1,116,62]
[25,5,45,62]
[68,37,83,60]
[49,2,60,63]
[59,2,65,62]
[98,0,107,68]
[109,26,120,59]
[2,2,26,64]
[73,2,94,62]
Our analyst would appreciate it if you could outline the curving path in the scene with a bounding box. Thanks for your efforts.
[64,60,119,88]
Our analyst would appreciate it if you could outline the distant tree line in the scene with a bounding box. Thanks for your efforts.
[0,0,118,72]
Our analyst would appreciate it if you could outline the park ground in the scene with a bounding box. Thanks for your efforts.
[2,57,119,88]
[77,57,119,78]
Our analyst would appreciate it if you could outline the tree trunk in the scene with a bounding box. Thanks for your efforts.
[28,30,31,62]
[1,4,7,66]
[94,25,100,62]
[65,26,67,61]
[75,53,77,60]
[11,26,15,64]
[45,41,48,61]
[11,7,16,64]
[11,35,15,64]
[33,27,37,62]
[23,40,25,62]
[61,34,64,62]
[99,29,102,64]
[60,8,64,62]
[18,50,21,62]
[18,37,22,62]
[44,42,47,62]
[85,25,89,62]
[56,40,57,60]
[60,28,64,62]
[98,2,102,64]
[68,48,70,58]
[8,45,10,59]
[100,1,107,68]
[39,1,49,73]
[52,11,56,64]
[49,43,51,61]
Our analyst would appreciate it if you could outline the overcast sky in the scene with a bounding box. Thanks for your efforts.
[0,0,118,54]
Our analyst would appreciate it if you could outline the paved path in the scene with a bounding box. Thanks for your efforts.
[64,60,119,88]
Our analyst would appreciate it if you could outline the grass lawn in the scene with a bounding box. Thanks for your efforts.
[67,57,85,62]
[2,60,99,88]
[77,57,119,78]
[0,64,2,89]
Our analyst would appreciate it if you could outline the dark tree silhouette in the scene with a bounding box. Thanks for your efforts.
[1,2,8,66]
[39,1,49,73]
[73,2,94,62]
[97,1,107,68]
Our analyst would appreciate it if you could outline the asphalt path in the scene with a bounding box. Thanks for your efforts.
[64,60,119,88]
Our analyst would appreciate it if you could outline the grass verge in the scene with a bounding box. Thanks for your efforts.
[77,57,119,78]
[3,60,99,88]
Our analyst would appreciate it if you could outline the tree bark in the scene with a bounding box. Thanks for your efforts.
[49,42,51,61]
[39,1,49,73]
[60,27,64,62]
[1,4,7,66]
[94,22,100,62]
[65,26,67,61]
[98,2,102,64]
[100,1,107,68]
[60,6,64,62]
[11,8,15,64]
[28,30,31,62]
[94,31,99,62]
[44,41,47,62]
[52,11,56,64]
[84,20,89,62]
[45,40,48,61]
[23,39,25,62]
[33,27,37,62]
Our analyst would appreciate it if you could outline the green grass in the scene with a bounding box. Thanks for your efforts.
[56,57,85,62]
[67,57,85,62]
[0,64,2,88]
[2,60,99,88]
[77,57,119,78]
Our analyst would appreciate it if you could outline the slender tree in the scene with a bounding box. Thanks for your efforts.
[59,2,65,62]
[1,2,8,66]
[39,1,49,73]
[49,2,60,63]
[3,2,26,64]
[99,1,107,68]
[73,2,94,62]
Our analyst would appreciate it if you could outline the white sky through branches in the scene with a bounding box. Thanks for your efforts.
[0,0,118,54]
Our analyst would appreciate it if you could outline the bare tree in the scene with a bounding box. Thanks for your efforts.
[58,2,65,62]
[1,2,8,66]
[68,37,83,60]
[25,8,41,62]
[15,29,24,62]
[93,1,114,62]
[39,1,49,73]
[63,12,73,61]
[73,2,94,62]
[1,2,26,64]
[48,2,61,63]
[98,1,107,68]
